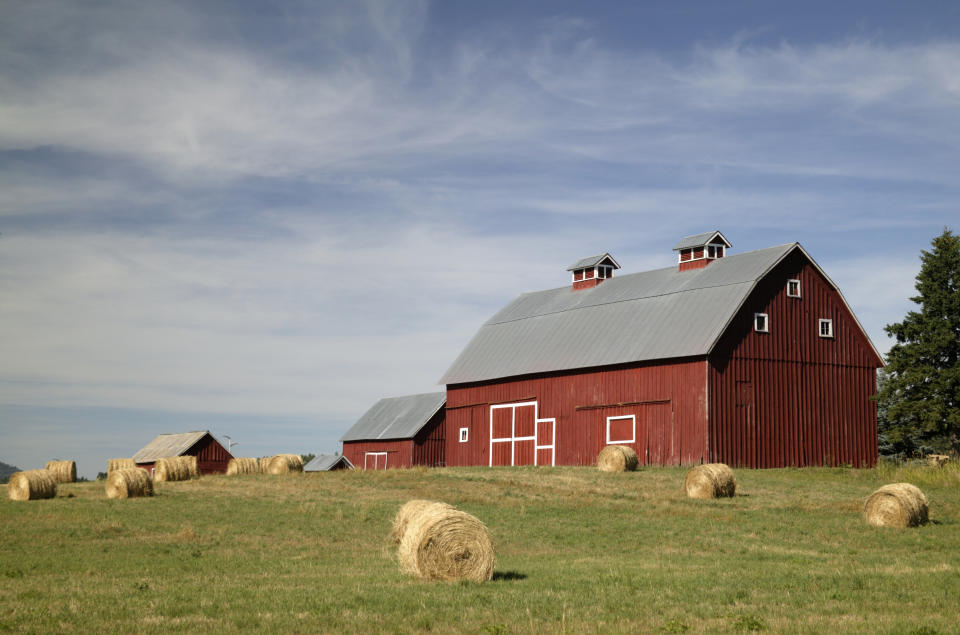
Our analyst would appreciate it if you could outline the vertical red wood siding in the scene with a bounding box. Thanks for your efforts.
[709,250,882,468]
[412,409,446,466]
[445,359,708,467]
[342,440,413,469]
[189,435,232,475]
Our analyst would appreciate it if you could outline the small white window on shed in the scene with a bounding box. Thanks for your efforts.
[754,313,769,333]
[459,427,469,443]
[787,279,801,298]
[819,318,834,338]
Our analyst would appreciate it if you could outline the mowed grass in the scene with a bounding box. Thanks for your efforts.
[1,464,959,633]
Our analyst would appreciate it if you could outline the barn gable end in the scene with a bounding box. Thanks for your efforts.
[340,392,445,469]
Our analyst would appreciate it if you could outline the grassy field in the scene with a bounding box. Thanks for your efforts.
[1,463,959,633]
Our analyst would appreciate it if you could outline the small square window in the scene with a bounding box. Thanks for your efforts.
[787,279,801,298]
[459,427,469,443]
[754,313,769,333]
[819,319,833,338]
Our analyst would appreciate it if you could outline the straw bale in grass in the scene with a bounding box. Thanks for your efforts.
[397,501,495,582]
[226,457,260,475]
[106,468,153,499]
[927,454,950,468]
[107,458,136,473]
[259,456,273,473]
[684,463,736,499]
[44,460,76,483]
[597,445,639,472]
[182,455,199,478]
[154,457,191,482]
[7,470,57,501]
[864,483,929,528]
[264,454,304,474]
[390,499,454,544]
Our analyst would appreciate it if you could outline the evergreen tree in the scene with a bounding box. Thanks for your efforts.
[877,228,960,454]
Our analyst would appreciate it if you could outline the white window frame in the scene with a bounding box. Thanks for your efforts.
[819,318,834,338]
[459,427,469,443]
[364,452,387,470]
[606,415,636,445]
[787,279,801,298]
[754,312,769,333]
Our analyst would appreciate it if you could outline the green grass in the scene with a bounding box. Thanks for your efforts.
[2,464,959,633]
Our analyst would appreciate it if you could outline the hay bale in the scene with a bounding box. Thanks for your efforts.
[864,483,929,528]
[684,463,736,499]
[154,457,191,482]
[181,455,199,478]
[927,454,950,468]
[226,457,260,475]
[7,470,57,501]
[107,458,136,473]
[265,454,304,475]
[390,499,455,544]
[44,460,77,483]
[259,456,274,473]
[597,445,639,472]
[397,502,495,582]
[105,468,153,499]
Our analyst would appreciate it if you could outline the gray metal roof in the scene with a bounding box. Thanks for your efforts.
[340,392,446,442]
[439,244,798,385]
[566,253,621,271]
[304,454,354,471]
[133,431,212,463]
[673,230,731,250]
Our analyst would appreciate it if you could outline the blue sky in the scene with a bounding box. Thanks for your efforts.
[1,1,958,477]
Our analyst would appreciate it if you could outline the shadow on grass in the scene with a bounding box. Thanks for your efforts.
[492,571,527,581]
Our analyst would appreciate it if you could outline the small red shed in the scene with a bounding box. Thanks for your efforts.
[440,232,884,469]
[133,430,233,476]
[340,392,445,469]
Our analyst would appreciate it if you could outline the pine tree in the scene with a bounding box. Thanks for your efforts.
[877,228,960,455]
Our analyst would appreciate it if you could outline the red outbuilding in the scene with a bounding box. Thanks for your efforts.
[340,392,445,469]
[440,232,884,469]
[133,430,233,476]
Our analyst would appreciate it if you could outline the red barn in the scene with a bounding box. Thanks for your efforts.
[440,232,884,469]
[340,392,445,469]
[133,430,233,476]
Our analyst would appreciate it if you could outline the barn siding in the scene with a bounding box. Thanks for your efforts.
[709,251,881,468]
[342,440,413,469]
[446,359,708,467]
[190,436,232,475]
[412,409,446,466]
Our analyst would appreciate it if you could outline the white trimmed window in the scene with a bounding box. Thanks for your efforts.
[606,415,636,445]
[819,319,834,338]
[459,427,469,443]
[754,313,769,333]
[787,279,801,298]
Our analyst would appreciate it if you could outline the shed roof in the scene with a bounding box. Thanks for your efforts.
[340,392,446,442]
[304,454,354,471]
[133,431,214,463]
[440,243,881,385]
[673,230,732,250]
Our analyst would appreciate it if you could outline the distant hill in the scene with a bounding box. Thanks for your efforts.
[0,460,22,483]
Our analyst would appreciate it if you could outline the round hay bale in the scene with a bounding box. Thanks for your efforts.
[44,460,77,483]
[864,483,929,528]
[390,499,455,544]
[105,468,153,499]
[154,457,190,482]
[180,455,199,478]
[107,458,136,474]
[684,463,736,499]
[226,457,260,476]
[397,502,495,582]
[597,445,639,472]
[7,470,57,501]
[265,454,304,475]
[259,456,274,473]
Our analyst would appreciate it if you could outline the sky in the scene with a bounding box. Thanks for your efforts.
[1,1,958,478]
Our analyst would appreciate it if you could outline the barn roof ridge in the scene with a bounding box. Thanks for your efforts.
[132,430,213,463]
